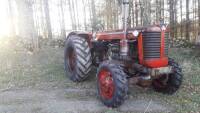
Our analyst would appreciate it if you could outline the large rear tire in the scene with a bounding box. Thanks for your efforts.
[97,61,128,108]
[64,35,92,82]
[152,58,183,94]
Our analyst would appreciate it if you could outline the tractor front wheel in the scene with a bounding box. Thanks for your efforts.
[152,58,183,94]
[97,61,128,107]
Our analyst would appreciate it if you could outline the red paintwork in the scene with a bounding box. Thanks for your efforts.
[95,25,164,41]
[137,27,168,68]
[98,69,115,100]
[96,32,124,40]
[138,33,144,64]
[143,57,168,68]
[72,25,169,68]
[95,31,136,40]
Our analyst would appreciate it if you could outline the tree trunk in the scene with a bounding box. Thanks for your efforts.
[139,0,143,25]
[74,0,80,29]
[8,0,16,37]
[169,0,175,40]
[161,0,164,19]
[186,0,190,40]
[60,0,66,38]
[180,0,183,39]
[68,0,75,30]
[82,0,87,30]
[129,0,132,27]
[91,0,96,30]
[113,0,118,29]
[138,0,150,26]
[142,0,151,25]
[132,0,135,27]
[16,0,38,50]
[135,0,138,26]
[198,0,200,35]
[156,0,159,21]
[68,0,77,30]
[193,0,196,41]
[174,0,177,39]
[39,0,46,38]
[43,0,52,39]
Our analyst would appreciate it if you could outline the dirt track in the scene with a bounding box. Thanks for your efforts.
[0,87,171,113]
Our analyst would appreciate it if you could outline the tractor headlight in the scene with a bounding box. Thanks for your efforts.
[132,30,139,37]
[92,32,98,41]
[161,25,166,31]
[92,32,96,39]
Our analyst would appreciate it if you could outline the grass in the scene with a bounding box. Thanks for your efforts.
[0,38,66,89]
[0,38,200,112]
[166,48,200,112]
[0,38,97,90]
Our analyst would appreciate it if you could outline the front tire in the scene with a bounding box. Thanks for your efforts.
[152,58,183,94]
[64,35,92,82]
[97,61,128,107]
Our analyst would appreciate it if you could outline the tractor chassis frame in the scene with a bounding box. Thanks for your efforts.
[109,60,173,87]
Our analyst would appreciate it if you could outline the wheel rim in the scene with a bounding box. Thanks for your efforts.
[153,74,168,88]
[98,69,115,100]
[67,47,76,72]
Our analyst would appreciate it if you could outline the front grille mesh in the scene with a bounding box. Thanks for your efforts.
[142,32,161,60]
[165,33,169,56]
[142,32,169,60]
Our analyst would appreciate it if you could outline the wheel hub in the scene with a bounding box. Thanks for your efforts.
[153,74,169,88]
[98,69,114,99]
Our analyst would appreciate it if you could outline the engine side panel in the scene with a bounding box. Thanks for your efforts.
[96,32,124,40]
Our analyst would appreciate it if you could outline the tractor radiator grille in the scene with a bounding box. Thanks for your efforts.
[142,32,169,60]
[165,33,169,56]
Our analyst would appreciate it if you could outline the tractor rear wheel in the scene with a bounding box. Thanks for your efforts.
[152,58,183,94]
[97,61,128,107]
[64,35,92,82]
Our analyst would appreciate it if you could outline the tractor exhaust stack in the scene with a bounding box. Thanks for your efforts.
[120,0,130,57]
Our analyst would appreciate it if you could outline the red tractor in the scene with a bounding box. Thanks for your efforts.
[64,0,183,108]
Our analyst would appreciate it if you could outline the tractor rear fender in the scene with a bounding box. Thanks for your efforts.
[66,31,93,47]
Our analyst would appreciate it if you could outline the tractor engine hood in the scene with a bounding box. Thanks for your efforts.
[128,25,164,32]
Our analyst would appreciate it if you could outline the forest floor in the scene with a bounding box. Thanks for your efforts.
[0,38,200,113]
